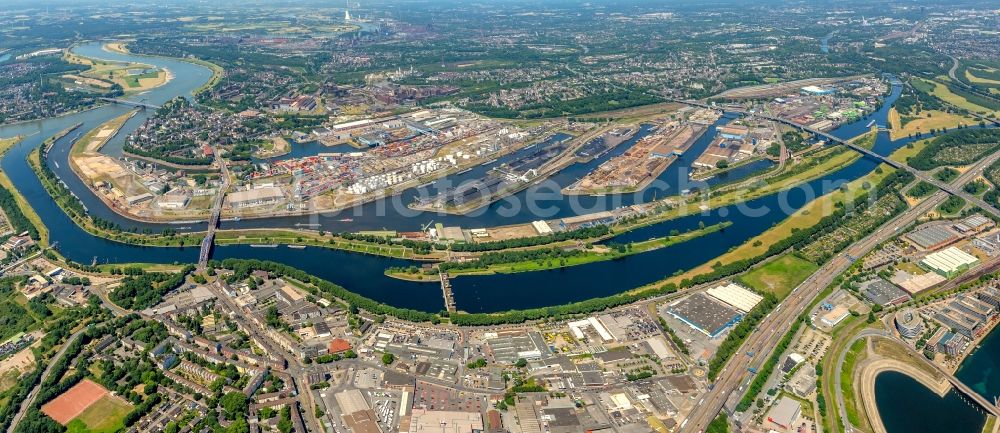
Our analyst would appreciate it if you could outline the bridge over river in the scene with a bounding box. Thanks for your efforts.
[99,97,161,110]
[669,98,1000,219]
[199,146,230,268]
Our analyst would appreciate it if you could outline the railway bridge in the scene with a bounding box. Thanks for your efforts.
[198,147,230,269]
[99,97,161,110]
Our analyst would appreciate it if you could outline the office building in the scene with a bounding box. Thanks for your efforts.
[894,309,923,339]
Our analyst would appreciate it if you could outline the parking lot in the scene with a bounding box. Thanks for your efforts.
[368,390,401,432]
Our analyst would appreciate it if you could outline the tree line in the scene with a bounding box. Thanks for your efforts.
[449,280,679,326]
[212,258,440,323]
[437,247,586,272]
[0,184,39,239]
[0,299,108,432]
[735,316,805,411]
[707,293,779,380]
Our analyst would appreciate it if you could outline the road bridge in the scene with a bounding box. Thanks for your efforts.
[942,365,1000,418]
[777,112,1000,219]
[99,97,161,110]
[197,208,219,268]
[669,98,1000,219]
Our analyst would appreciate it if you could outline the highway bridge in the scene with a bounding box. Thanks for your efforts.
[670,98,1000,219]
[779,111,1000,219]
[671,104,1000,432]
[99,97,161,110]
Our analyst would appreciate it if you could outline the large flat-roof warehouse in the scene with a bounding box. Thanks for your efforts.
[484,332,547,364]
[226,186,285,208]
[905,225,960,250]
[705,283,763,313]
[405,409,483,433]
[665,293,741,338]
[861,279,910,306]
[920,246,980,277]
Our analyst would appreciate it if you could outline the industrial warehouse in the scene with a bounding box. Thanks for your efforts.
[905,225,961,250]
[665,294,741,338]
[920,246,981,277]
[664,283,763,338]
[705,283,765,313]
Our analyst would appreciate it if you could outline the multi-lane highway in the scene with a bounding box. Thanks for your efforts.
[946,56,1000,125]
[679,148,1000,433]
[671,97,1000,219]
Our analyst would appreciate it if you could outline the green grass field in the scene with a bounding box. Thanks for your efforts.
[889,138,929,164]
[818,315,865,433]
[916,77,998,116]
[65,395,132,433]
[841,338,868,429]
[888,108,977,140]
[122,71,159,88]
[738,253,819,299]
[0,369,23,395]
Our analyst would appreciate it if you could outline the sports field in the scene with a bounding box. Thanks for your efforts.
[41,379,108,425]
[65,394,132,433]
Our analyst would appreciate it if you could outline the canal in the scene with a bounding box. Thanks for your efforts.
[0,42,918,314]
[7,41,1000,431]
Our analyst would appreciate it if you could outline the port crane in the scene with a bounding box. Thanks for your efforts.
[421,220,435,232]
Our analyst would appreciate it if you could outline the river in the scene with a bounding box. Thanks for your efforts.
[957,324,1000,406]
[4,41,999,430]
[0,42,918,314]
[821,32,834,54]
